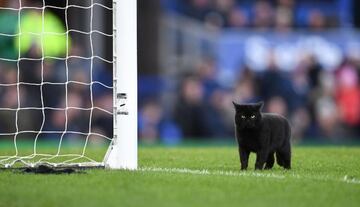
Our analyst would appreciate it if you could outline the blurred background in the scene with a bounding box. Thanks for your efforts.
[1,0,360,145]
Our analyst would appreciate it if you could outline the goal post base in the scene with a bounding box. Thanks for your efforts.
[104,136,137,170]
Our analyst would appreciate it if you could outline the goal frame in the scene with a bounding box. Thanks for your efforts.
[0,0,138,170]
[103,0,138,170]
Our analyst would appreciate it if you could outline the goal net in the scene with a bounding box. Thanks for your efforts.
[0,0,137,169]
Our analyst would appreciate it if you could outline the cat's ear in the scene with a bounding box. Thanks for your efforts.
[256,101,264,111]
[232,101,240,109]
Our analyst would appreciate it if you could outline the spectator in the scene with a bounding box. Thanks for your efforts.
[233,78,257,104]
[196,57,220,101]
[173,75,209,138]
[266,96,288,116]
[274,5,293,31]
[258,52,297,111]
[227,7,248,28]
[315,95,340,139]
[275,0,295,31]
[252,1,274,29]
[139,100,163,143]
[205,89,232,138]
[290,107,311,142]
[307,10,326,31]
[183,0,211,21]
[335,62,360,136]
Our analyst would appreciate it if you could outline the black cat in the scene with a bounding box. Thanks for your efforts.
[233,101,291,170]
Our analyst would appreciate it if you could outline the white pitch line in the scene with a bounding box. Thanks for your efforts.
[138,167,360,185]
[139,167,285,179]
[343,175,360,184]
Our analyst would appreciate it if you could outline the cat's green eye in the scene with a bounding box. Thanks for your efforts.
[251,115,256,119]
[241,115,246,119]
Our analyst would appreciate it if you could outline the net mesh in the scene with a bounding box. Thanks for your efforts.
[0,0,113,168]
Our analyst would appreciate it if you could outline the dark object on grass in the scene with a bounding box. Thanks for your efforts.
[22,164,80,174]
[233,101,291,170]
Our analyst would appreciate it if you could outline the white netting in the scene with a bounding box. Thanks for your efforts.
[0,0,114,168]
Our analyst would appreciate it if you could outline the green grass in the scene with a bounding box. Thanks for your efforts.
[0,146,360,207]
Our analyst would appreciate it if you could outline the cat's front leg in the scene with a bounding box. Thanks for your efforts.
[239,147,250,170]
[255,150,268,170]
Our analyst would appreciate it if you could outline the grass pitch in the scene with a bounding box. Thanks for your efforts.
[0,146,359,207]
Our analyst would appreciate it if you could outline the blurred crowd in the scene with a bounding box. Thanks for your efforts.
[1,0,359,145]
[164,0,349,30]
[138,0,360,144]
[139,51,360,143]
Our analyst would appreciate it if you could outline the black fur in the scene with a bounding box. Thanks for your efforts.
[233,101,291,170]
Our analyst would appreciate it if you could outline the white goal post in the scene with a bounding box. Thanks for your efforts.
[0,0,137,170]
[104,0,137,170]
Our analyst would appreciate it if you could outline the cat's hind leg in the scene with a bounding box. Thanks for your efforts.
[276,143,291,169]
[264,152,275,169]
[276,151,284,167]
[255,150,268,170]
